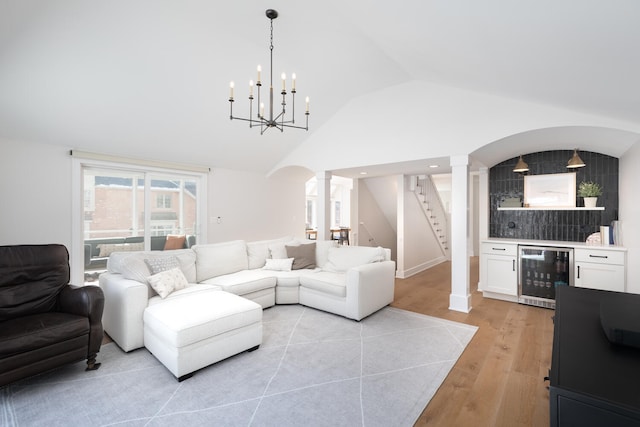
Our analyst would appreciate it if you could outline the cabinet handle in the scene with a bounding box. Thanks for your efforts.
[577,265,580,279]
[589,254,608,259]
[492,247,506,251]
[512,259,515,271]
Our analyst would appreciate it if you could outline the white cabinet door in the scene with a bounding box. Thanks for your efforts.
[481,243,518,296]
[574,248,626,292]
[575,262,625,292]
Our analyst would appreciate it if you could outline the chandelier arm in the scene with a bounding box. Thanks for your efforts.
[280,122,309,131]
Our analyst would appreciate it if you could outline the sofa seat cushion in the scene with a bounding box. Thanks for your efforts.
[143,291,262,349]
[273,269,318,288]
[200,270,277,296]
[0,313,89,357]
[147,284,221,307]
[299,271,347,298]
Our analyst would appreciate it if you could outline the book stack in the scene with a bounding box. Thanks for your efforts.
[600,226,611,245]
[600,221,621,246]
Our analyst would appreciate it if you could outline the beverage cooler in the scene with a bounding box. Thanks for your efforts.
[518,245,573,309]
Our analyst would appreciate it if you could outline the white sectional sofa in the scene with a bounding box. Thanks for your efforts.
[99,237,396,361]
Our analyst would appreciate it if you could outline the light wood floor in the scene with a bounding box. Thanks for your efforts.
[392,257,554,427]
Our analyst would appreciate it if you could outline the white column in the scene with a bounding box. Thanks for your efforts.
[477,167,489,291]
[316,171,332,240]
[396,175,406,276]
[449,155,472,313]
[351,179,359,245]
[478,167,489,243]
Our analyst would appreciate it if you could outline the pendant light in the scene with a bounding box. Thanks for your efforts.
[567,149,586,169]
[513,155,529,173]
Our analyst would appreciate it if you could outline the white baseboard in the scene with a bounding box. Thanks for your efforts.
[395,256,447,279]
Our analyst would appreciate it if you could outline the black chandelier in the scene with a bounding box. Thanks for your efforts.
[229,9,309,135]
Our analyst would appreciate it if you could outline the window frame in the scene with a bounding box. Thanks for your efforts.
[71,156,208,285]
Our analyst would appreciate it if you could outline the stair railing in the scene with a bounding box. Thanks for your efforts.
[413,175,450,257]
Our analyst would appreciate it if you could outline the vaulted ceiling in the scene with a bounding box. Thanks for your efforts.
[1,1,639,175]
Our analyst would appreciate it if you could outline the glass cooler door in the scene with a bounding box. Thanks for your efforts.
[519,245,573,308]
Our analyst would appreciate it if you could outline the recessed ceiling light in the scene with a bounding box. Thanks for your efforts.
[429,164,439,168]
[359,171,368,175]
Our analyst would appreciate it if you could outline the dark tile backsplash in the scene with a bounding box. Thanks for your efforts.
[489,150,618,242]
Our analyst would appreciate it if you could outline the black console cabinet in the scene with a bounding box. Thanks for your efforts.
[550,286,640,426]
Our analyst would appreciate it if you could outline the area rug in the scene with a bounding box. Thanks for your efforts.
[0,305,477,427]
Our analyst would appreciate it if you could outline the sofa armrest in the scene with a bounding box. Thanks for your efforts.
[99,272,150,352]
[345,260,396,320]
[58,285,105,359]
[58,285,104,322]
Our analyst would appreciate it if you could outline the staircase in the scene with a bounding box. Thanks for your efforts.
[413,175,450,257]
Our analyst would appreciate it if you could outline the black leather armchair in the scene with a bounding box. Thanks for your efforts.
[0,244,104,387]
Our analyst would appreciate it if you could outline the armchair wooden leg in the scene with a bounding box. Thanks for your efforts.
[86,354,101,371]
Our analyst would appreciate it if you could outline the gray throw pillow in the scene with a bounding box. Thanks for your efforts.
[285,242,316,270]
[144,256,180,275]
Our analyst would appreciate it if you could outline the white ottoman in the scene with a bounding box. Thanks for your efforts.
[143,290,262,381]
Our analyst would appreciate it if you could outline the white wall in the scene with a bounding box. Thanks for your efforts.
[357,180,396,259]
[362,176,398,233]
[207,168,306,243]
[397,178,446,278]
[1,138,73,248]
[620,141,640,294]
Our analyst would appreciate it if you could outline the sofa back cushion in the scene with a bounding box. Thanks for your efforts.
[269,239,337,268]
[0,244,69,322]
[107,249,197,284]
[322,246,387,273]
[193,240,249,282]
[246,236,292,270]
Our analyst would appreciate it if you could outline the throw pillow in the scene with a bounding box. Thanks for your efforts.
[147,267,188,299]
[144,256,180,275]
[262,257,294,272]
[285,242,316,270]
[98,242,144,258]
[120,255,152,283]
[164,234,186,250]
[268,242,289,259]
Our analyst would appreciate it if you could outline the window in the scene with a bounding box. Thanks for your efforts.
[306,199,315,229]
[73,159,206,284]
[334,201,341,227]
[156,194,172,208]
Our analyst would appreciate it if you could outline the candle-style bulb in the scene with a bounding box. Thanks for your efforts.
[305,96,310,113]
[257,65,262,83]
[249,80,254,97]
[229,81,234,99]
[292,73,296,90]
[281,72,286,91]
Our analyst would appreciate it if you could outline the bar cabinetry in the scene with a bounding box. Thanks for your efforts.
[480,239,627,303]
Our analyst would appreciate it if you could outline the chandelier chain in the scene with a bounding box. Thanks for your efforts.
[269,18,274,88]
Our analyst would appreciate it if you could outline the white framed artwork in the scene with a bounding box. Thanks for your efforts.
[524,173,576,207]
